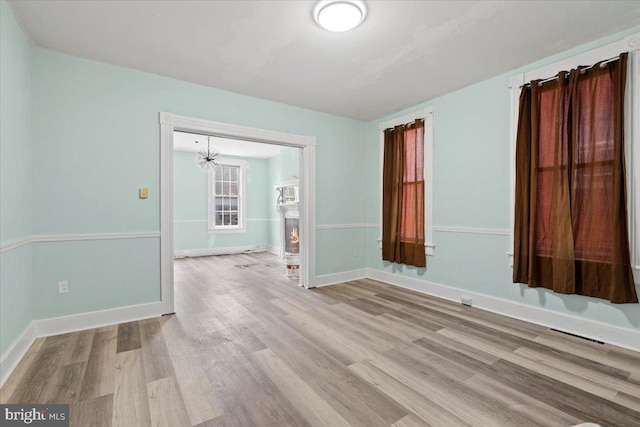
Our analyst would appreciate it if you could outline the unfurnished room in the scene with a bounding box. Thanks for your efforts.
[1,1,639,426]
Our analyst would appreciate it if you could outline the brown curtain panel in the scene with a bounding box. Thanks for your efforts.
[513,53,637,303]
[382,119,426,268]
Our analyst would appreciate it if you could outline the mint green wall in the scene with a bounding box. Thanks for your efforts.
[32,239,160,319]
[267,147,299,248]
[30,46,367,317]
[365,26,640,332]
[173,151,271,251]
[1,0,32,242]
[0,0,33,354]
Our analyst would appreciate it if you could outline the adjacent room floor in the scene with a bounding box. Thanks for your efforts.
[1,252,639,426]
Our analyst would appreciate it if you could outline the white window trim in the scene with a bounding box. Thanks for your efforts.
[508,31,640,281]
[378,106,435,256]
[207,158,247,234]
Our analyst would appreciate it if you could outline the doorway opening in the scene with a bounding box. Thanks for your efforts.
[173,130,301,284]
[159,113,316,314]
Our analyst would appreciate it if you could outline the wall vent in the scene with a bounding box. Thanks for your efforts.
[550,328,604,345]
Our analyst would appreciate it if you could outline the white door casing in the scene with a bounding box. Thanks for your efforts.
[159,112,317,314]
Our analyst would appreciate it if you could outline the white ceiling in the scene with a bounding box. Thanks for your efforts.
[9,1,640,121]
[173,131,285,159]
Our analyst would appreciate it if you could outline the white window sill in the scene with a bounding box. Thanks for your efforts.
[208,227,246,235]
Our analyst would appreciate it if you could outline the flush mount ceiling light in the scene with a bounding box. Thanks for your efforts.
[313,1,367,32]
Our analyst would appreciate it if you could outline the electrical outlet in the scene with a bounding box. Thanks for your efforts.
[461,295,472,306]
[58,281,69,294]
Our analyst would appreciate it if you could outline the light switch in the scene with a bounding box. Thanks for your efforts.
[139,187,148,199]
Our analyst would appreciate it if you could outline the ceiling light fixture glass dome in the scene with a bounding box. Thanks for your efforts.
[313,1,367,32]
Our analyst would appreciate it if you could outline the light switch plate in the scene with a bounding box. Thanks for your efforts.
[139,187,148,199]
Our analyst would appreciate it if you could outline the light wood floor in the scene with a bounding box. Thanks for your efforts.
[2,252,640,426]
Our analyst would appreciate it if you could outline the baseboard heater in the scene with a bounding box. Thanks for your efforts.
[550,328,604,345]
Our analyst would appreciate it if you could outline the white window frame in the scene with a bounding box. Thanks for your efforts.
[378,106,435,256]
[508,31,640,281]
[208,158,247,234]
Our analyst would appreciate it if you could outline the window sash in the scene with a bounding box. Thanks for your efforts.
[212,164,242,228]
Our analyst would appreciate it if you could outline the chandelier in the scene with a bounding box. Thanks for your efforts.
[195,136,220,170]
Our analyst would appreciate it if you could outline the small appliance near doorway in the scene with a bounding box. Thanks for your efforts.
[159,112,316,315]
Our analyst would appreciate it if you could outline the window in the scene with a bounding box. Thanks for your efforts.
[509,31,640,297]
[378,107,434,258]
[208,159,246,234]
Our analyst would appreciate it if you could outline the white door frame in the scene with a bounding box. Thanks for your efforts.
[159,112,317,314]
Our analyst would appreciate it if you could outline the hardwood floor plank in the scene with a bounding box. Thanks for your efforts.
[365,350,540,426]
[8,334,71,403]
[342,296,395,316]
[43,361,87,404]
[614,391,640,413]
[116,322,142,353]
[198,333,310,427]
[70,393,114,427]
[386,339,478,382]
[252,348,351,427]
[413,328,500,366]
[392,413,432,427]
[139,318,175,383]
[316,283,376,301]
[166,337,224,426]
[349,360,471,427]
[269,294,316,316]
[348,278,392,293]
[373,284,463,313]
[147,377,191,427]
[412,336,496,375]
[534,331,640,374]
[300,304,397,353]
[436,326,627,403]
[315,303,410,347]
[283,311,379,365]
[514,346,639,396]
[359,294,408,311]
[112,349,151,427]
[63,329,96,365]
[0,339,43,402]
[79,326,117,400]
[487,359,640,426]
[464,373,583,426]
[253,331,409,427]
[384,310,444,333]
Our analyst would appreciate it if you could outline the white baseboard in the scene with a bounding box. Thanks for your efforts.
[32,301,162,338]
[315,269,368,287]
[174,245,268,259]
[0,301,162,387]
[366,268,640,353]
[0,321,36,388]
